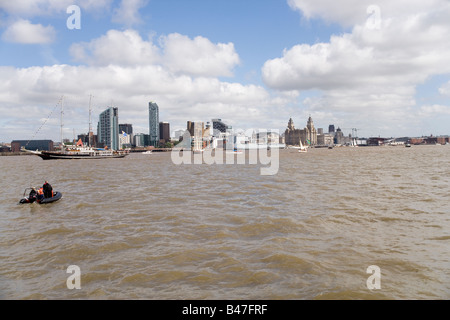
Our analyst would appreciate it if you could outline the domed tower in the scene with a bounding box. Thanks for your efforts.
[287,117,295,131]
[306,115,317,146]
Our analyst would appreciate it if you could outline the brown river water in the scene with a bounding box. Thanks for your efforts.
[0,145,449,299]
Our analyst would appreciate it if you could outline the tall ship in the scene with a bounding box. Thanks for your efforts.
[23,95,129,160]
[23,144,129,160]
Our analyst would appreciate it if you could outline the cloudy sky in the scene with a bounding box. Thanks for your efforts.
[1,0,450,142]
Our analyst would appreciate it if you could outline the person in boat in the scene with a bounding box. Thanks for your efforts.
[37,187,45,202]
[28,187,37,203]
[43,181,53,198]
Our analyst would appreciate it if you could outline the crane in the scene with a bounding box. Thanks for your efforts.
[341,128,361,138]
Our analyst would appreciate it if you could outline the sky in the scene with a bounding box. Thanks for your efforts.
[1,0,450,143]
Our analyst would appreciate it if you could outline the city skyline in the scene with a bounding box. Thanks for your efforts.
[1,1,450,143]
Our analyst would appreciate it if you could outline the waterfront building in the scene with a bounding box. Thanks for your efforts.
[334,127,344,145]
[187,121,204,137]
[149,102,160,147]
[134,133,149,147]
[285,118,301,146]
[119,124,133,135]
[317,132,334,146]
[284,116,318,146]
[159,122,170,144]
[437,136,450,145]
[77,133,97,147]
[212,118,231,134]
[119,131,132,149]
[97,107,119,150]
[173,129,186,141]
[118,124,133,149]
[306,116,318,146]
[11,140,54,152]
[368,137,387,146]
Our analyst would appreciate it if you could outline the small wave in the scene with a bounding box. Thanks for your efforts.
[427,236,450,241]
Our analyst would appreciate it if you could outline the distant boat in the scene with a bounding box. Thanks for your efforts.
[405,143,411,148]
[298,140,308,153]
[142,150,153,154]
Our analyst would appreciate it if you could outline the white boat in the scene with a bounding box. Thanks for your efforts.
[142,150,153,154]
[23,145,129,160]
[298,140,308,153]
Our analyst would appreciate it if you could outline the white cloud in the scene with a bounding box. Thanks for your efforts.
[0,0,112,17]
[112,0,148,26]
[70,29,161,66]
[2,19,56,44]
[439,82,450,96]
[0,59,283,141]
[420,104,450,116]
[70,30,241,78]
[287,0,444,27]
[261,0,450,136]
[160,33,240,77]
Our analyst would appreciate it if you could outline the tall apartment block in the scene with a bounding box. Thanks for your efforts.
[97,107,119,150]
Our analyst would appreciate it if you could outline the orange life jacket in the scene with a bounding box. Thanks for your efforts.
[38,188,44,195]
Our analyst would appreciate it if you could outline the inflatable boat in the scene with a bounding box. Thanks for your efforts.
[19,188,62,204]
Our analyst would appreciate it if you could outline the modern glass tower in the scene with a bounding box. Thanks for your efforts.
[149,102,160,147]
[97,107,119,150]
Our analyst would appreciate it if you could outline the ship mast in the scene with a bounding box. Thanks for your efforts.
[88,94,93,147]
[60,96,64,149]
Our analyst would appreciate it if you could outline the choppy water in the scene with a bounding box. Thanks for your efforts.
[1,145,449,299]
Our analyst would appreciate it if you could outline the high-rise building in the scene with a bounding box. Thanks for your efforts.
[119,124,133,149]
[329,125,335,133]
[149,102,160,147]
[159,122,170,144]
[97,107,119,150]
[187,121,205,137]
[119,124,133,135]
[77,133,97,147]
[212,118,231,134]
[134,133,149,147]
